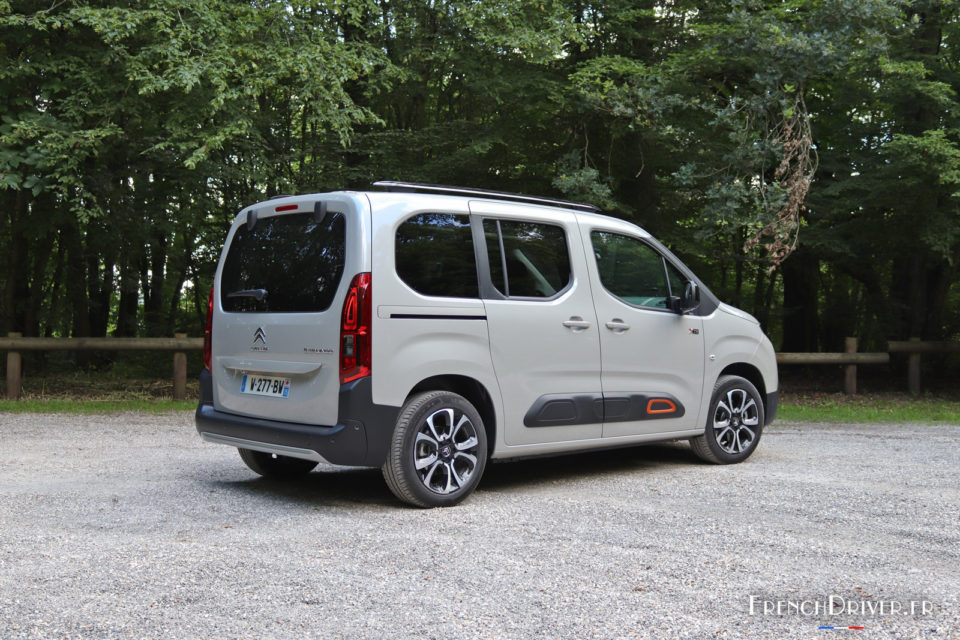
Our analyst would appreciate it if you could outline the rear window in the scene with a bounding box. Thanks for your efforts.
[395,213,479,298]
[221,211,346,312]
[483,219,570,298]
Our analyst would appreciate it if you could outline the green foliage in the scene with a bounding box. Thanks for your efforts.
[1,0,959,368]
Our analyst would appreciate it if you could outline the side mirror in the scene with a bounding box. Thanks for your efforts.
[680,280,700,314]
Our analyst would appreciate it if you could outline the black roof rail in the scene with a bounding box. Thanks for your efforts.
[371,181,601,213]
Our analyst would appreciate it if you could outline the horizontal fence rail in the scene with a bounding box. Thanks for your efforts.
[777,337,959,395]
[888,340,960,353]
[3,332,202,401]
[776,353,890,365]
[2,333,958,401]
[0,336,203,351]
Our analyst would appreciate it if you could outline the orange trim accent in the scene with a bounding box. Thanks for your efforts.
[646,398,677,414]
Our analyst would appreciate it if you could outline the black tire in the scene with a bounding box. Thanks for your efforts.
[690,375,765,464]
[382,391,488,508]
[237,448,319,479]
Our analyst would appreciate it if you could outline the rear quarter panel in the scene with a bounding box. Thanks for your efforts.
[368,194,501,428]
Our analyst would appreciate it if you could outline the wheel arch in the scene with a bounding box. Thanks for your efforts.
[407,375,497,457]
[718,362,767,413]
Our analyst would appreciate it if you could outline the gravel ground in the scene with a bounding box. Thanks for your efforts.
[0,412,957,640]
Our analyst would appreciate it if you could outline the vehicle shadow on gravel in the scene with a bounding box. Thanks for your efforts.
[210,441,699,508]
[479,441,698,493]
[212,467,397,508]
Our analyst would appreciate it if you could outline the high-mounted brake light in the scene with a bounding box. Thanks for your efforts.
[340,273,371,384]
[203,285,214,370]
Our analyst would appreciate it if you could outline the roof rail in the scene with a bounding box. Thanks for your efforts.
[371,181,601,213]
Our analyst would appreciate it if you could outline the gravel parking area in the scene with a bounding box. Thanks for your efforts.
[0,412,957,639]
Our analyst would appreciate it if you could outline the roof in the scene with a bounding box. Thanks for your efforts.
[371,181,601,214]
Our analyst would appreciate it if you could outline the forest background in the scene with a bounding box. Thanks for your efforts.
[2,0,959,382]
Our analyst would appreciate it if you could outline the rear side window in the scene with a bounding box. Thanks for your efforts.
[484,219,570,298]
[592,231,683,309]
[221,211,345,312]
[395,213,479,298]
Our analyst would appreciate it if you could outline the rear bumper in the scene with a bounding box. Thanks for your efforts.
[195,369,399,467]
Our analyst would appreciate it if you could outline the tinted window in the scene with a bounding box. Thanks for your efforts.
[592,231,671,309]
[395,213,479,298]
[221,211,345,313]
[666,259,686,297]
[484,219,570,298]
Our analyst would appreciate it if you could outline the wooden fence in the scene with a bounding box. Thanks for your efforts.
[1,333,958,401]
[1,332,202,401]
[778,337,960,394]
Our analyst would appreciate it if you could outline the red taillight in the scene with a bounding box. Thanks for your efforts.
[203,285,214,370]
[340,272,371,384]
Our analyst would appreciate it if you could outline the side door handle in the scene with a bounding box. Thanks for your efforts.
[562,316,592,332]
[605,319,631,333]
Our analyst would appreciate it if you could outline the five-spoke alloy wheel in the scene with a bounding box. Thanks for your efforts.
[383,391,488,507]
[690,375,765,464]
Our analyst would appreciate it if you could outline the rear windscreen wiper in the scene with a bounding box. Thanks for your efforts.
[226,288,268,302]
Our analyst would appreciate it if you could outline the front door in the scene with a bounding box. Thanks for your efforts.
[581,226,705,438]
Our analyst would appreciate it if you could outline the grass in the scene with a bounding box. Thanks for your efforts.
[779,392,960,424]
[2,373,959,423]
[0,398,195,414]
[0,372,198,414]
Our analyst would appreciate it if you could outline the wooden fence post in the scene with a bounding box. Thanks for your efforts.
[173,333,187,401]
[6,332,22,400]
[908,336,922,395]
[844,337,857,395]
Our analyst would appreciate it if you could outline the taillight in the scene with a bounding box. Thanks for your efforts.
[203,284,214,370]
[340,272,371,384]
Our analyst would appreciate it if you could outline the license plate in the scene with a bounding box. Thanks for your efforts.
[240,374,291,398]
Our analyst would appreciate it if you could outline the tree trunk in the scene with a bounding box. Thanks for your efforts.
[46,235,66,337]
[26,229,54,338]
[3,190,29,335]
[751,263,766,324]
[924,259,956,339]
[145,232,168,336]
[114,259,140,337]
[61,216,91,346]
[780,247,819,352]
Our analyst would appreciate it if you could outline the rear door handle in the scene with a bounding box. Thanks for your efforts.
[605,319,630,333]
[562,316,592,332]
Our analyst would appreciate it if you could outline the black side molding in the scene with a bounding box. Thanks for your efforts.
[390,313,487,320]
[604,393,685,422]
[523,393,604,427]
[523,392,685,427]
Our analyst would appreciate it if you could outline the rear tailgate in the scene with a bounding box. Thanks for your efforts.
[211,194,369,426]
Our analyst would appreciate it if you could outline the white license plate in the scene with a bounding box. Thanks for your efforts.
[240,374,291,398]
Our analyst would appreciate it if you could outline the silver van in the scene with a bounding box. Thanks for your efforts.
[196,182,778,507]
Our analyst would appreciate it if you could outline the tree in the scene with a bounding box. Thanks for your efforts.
[1,0,385,343]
